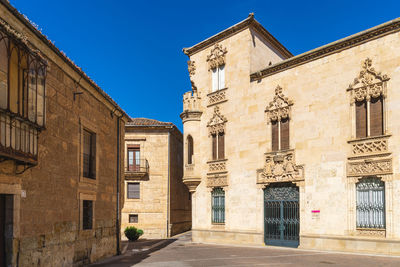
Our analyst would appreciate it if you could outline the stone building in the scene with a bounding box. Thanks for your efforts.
[121,118,191,239]
[0,1,130,266]
[181,13,400,255]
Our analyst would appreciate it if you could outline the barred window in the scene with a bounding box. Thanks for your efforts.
[211,187,225,224]
[127,183,140,199]
[82,200,93,230]
[83,129,96,179]
[356,177,385,229]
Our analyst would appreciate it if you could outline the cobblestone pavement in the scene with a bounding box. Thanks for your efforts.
[90,232,400,267]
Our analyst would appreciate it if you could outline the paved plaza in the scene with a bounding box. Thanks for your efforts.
[90,232,400,267]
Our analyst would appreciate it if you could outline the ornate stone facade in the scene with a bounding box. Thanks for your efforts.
[207,88,227,106]
[182,13,400,255]
[347,158,392,177]
[347,58,389,103]
[207,106,227,135]
[257,151,304,185]
[206,43,227,70]
[265,85,293,122]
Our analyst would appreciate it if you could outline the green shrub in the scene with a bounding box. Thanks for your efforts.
[124,226,143,241]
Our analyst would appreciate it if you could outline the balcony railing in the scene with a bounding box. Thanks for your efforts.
[0,109,41,165]
[125,159,149,179]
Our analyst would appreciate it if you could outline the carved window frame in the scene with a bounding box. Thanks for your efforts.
[207,44,228,94]
[265,85,293,152]
[207,106,227,161]
[347,58,390,140]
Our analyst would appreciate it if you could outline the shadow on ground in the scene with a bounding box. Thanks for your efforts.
[90,239,177,267]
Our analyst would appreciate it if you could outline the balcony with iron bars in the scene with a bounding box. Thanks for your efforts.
[125,159,149,180]
[0,108,42,166]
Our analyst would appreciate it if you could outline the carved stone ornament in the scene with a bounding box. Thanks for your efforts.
[257,151,304,185]
[265,85,293,122]
[207,175,228,188]
[206,43,227,70]
[207,88,227,106]
[187,60,196,77]
[0,18,28,44]
[356,229,385,237]
[347,158,392,177]
[347,58,390,103]
[349,136,389,157]
[207,106,227,135]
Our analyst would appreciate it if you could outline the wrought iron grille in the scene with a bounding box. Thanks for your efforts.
[356,177,385,229]
[264,183,299,248]
[212,187,225,223]
[82,200,93,230]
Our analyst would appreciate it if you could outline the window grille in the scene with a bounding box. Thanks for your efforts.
[212,187,225,224]
[82,200,93,230]
[356,177,385,229]
[83,129,96,179]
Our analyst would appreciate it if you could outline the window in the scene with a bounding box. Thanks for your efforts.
[187,135,194,164]
[82,200,93,230]
[127,183,140,199]
[83,129,96,179]
[356,177,385,229]
[212,132,224,160]
[212,65,225,92]
[129,214,138,223]
[212,188,225,224]
[127,146,140,171]
[271,118,289,151]
[355,96,383,138]
[0,35,7,110]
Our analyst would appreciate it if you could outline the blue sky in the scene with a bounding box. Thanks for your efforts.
[11,0,400,130]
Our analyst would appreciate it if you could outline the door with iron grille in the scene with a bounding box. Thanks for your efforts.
[264,183,299,248]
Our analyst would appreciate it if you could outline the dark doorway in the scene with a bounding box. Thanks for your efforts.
[264,183,299,248]
[0,195,5,267]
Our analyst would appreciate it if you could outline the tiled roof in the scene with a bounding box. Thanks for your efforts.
[127,118,173,127]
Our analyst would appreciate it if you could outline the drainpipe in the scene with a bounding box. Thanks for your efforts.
[116,115,121,255]
[167,129,171,238]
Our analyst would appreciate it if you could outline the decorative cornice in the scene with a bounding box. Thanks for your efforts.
[182,13,292,58]
[265,85,293,122]
[250,18,400,81]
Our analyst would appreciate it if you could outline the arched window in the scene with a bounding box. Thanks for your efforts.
[211,187,225,224]
[187,135,194,164]
[356,177,385,229]
[0,34,8,109]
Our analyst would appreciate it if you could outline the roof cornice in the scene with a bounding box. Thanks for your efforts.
[183,14,292,58]
[250,17,400,81]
